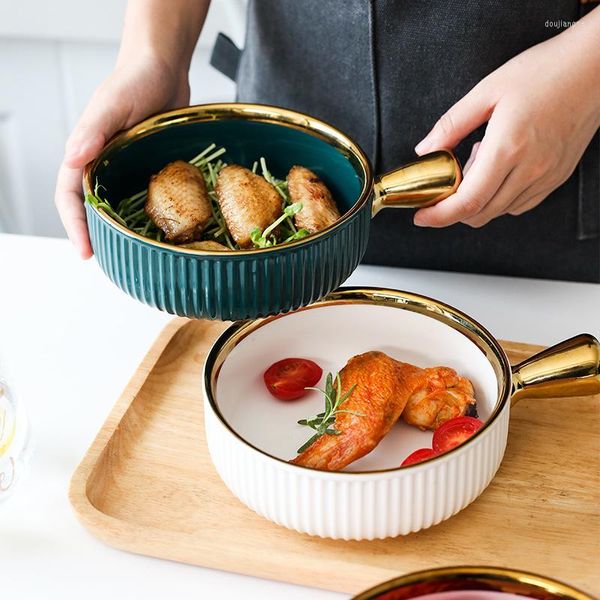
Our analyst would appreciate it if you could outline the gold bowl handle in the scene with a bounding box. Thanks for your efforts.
[372,150,462,215]
[511,334,600,405]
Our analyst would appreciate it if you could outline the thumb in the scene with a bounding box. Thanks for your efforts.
[64,94,127,169]
[64,129,106,169]
[415,81,495,155]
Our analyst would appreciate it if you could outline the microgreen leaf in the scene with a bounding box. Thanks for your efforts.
[283,228,310,243]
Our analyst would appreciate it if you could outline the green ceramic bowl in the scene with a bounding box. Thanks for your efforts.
[84,103,461,320]
[84,103,372,320]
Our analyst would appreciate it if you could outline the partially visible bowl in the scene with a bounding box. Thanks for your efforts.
[352,566,595,600]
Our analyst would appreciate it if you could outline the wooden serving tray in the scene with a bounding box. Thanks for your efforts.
[69,319,600,596]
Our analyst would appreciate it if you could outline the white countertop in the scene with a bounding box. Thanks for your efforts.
[0,233,598,600]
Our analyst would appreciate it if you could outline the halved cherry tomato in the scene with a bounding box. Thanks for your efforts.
[401,447,437,467]
[432,416,484,454]
[263,358,322,401]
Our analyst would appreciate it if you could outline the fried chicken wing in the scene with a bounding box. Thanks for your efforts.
[401,366,476,430]
[145,160,212,243]
[287,166,341,233]
[292,351,414,471]
[180,240,231,251]
[215,164,282,248]
[292,353,477,471]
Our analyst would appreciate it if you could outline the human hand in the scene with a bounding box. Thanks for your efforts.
[55,56,190,258]
[413,19,600,229]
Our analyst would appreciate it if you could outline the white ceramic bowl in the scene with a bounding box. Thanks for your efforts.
[203,288,600,540]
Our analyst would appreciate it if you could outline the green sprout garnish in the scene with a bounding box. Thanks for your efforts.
[249,202,309,248]
[296,373,364,454]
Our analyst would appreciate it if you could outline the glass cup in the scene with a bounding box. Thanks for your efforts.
[0,378,32,501]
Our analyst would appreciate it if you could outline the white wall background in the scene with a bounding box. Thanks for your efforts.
[0,0,246,237]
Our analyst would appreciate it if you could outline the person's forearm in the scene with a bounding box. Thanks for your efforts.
[560,7,600,125]
[117,0,211,73]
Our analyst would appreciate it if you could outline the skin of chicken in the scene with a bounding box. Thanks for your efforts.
[292,353,476,471]
[292,351,417,471]
[215,164,282,248]
[287,165,341,234]
[145,160,212,243]
[180,240,231,251]
[401,366,476,430]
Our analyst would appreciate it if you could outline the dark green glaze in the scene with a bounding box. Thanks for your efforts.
[86,113,372,320]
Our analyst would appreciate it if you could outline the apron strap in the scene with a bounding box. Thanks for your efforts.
[577,1,600,240]
[210,33,242,82]
[577,131,600,240]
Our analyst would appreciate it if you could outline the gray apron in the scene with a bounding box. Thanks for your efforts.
[211,0,600,282]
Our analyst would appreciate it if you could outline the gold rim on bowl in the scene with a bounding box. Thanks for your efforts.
[83,102,373,256]
[203,287,513,476]
[351,566,596,599]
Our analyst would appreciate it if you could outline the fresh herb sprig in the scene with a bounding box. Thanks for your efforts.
[296,373,363,454]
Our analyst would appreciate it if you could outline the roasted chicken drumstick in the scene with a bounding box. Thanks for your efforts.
[292,352,476,471]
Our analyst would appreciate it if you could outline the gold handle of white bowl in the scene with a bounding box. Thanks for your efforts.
[511,334,600,405]
[371,150,462,215]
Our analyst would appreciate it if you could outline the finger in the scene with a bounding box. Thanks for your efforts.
[462,142,481,176]
[505,187,549,216]
[64,93,126,168]
[55,163,93,259]
[64,130,107,170]
[415,81,495,155]
[461,165,532,227]
[414,133,512,228]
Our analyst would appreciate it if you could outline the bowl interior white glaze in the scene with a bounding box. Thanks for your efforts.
[215,303,499,472]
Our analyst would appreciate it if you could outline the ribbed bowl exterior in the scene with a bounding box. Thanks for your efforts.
[86,202,371,321]
[204,397,510,540]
